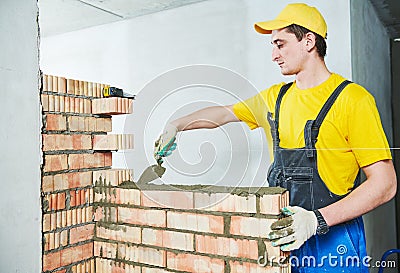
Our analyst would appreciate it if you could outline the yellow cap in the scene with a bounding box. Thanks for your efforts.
[254,3,327,38]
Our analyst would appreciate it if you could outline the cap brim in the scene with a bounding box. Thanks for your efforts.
[254,20,291,34]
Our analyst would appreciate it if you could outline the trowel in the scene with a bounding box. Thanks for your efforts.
[135,135,176,185]
[136,163,166,184]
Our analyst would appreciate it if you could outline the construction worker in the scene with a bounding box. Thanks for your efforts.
[154,3,397,272]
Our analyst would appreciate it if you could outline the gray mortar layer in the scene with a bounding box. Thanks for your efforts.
[118,182,286,197]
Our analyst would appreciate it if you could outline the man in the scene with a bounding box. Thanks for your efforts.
[154,3,397,272]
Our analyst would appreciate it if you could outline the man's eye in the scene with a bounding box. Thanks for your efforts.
[277,44,283,49]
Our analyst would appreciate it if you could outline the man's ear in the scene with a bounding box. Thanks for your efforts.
[304,32,316,52]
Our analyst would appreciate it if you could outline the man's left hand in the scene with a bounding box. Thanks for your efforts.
[267,206,318,251]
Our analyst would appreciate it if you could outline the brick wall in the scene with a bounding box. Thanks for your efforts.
[40,74,133,273]
[41,74,290,273]
[93,181,290,273]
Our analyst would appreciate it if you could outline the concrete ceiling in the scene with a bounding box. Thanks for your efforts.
[38,0,207,37]
[369,0,400,38]
[39,0,400,39]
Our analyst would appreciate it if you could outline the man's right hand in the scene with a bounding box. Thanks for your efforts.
[154,123,178,164]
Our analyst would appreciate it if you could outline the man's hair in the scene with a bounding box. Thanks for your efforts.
[285,24,327,59]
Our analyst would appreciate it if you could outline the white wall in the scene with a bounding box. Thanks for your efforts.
[41,0,351,187]
[351,0,397,270]
[0,0,42,271]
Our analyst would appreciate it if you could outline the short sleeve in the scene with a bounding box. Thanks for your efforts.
[232,85,283,130]
[347,93,392,167]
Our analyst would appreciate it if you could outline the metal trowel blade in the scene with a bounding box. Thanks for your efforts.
[136,164,166,185]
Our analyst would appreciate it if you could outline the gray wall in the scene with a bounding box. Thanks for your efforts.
[40,0,351,188]
[0,0,42,272]
[351,0,397,270]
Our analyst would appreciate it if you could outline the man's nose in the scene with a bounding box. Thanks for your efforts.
[271,47,279,62]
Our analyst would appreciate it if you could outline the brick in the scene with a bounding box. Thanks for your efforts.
[58,77,67,93]
[48,232,55,250]
[60,230,68,247]
[57,192,66,210]
[43,74,48,91]
[47,75,54,91]
[116,188,140,205]
[68,153,107,169]
[93,135,118,150]
[41,94,49,111]
[42,175,54,192]
[68,116,84,131]
[46,114,67,131]
[93,134,133,150]
[94,206,117,222]
[196,235,258,259]
[104,152,112,167]
[44,154,68,172]
[142,228,194,251]
[118,207,165,227]
[92,97,134,115]
[141,190,194,209]
[194,192,257,213]
[67,79,75,94]
[43,213,51,232]
[259,193,285,215]
[53,76,59,92]
[43,251,61,271]
[125,245,166,267]
[70,224,94,244]
[96,224,141,243]
[54,95,60,112]
[93,169,133,186]
[167,211,224,234]
[230,216,275,238]
[72,134,92,150]
[60,242,93,266]
[167,252,225,273]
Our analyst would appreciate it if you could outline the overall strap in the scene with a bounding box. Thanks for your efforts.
[268,82,293,152]
[305,80,352,157]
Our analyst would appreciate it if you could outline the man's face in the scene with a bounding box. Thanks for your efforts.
[271,29,307,75]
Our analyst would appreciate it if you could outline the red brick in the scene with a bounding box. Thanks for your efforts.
[70,224,94,244]
[56,192,66,210]
[230,216,275,238]
[123,245,166,267]
[43,213,51,232]
[60,242,93,266]
[167,211,224,234]
[72,134,92,150]
[42,175,54,192]
[142,228,193,251]
[167,252,225,273]
[67,171,92,189]
[259,193,284,215]
[118,207,165,227]
[194,192,257,213]
[104,152,112,167]
[44,154,68,172]
[68,153,106,169]
[46,114,67,131]
[43,251,61,271]
[196,235,258,259]
[97,224,141,243]
[141,190,194,209]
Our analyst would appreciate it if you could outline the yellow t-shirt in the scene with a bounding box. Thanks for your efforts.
[233,73,392,195]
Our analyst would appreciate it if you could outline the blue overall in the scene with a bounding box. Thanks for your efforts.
[267,80,368,272]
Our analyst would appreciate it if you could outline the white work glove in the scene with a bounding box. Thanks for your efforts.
[154,123,178,164]
[267,206,318,251]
